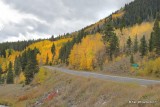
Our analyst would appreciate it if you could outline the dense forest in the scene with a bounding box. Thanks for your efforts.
[113,0,160,28]
[83,0,160,34]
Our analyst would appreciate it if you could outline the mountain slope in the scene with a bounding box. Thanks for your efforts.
[83,0,160,34]
[0,0,160,85]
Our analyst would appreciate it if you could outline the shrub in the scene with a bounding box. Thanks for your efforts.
[34,68,48,84]
[138,57,160,77]
[18,72,26,84]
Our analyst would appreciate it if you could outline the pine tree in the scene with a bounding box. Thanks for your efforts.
[102,22,119,60]
[130,54,134,64]
[109,35,119,60]
[50,35,55,41]
[103,22,115,42]
[126,36,132,54]
[153,14,160,55]
[24,48,39,84]
[149,33,154,52]
[32,48,39,74]
[24,60,34,84]
[14,56,21,76]
[1,49,6,58]
[133,36,138,53]
[140,35,148,57]
[7,61,14,84]
[51,43,55,61]
[21,50,27,71]
[45,53,49,65]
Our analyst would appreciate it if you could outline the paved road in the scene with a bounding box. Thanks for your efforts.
[45,66,160,86]
[0,105,8,107]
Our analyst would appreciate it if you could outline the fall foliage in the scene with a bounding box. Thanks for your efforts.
[0,0,160,86]
[0,49,20,72]
[115,22,154,47]
[34,67,48,84]
[0,38,71,84]
[138,57,160,77]
[26,38,71,65]
[69,33,105,70]
[112,11,125,19]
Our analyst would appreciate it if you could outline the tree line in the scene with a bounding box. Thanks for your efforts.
[0,39,42,58]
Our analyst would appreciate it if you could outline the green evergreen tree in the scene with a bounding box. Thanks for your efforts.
[140,35,148,57]
[50,35,55,41]
[24,60,34,85]
[6,61,14,84]
[102,22,119,60]
[149,33,154,52]
[32,48,39,74]
[24,48,39,84]
[103,22,115,42]
[109,35,119,60]
[45,53,49,65]
[14,56,21,76]
[1,49,6,58]
[133,36,138,53]
[153,14,160,55]
[51,43,56,61]
[21,50,27,71]
[130,54,134,64]
[126,36,132,54]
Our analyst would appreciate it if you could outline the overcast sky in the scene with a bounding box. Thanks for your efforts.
[0,0,134,43]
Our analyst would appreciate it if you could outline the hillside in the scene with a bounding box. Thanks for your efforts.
[0,0,160,106]
[0,0,160,81]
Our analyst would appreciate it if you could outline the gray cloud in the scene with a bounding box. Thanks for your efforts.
[0,0,134,42]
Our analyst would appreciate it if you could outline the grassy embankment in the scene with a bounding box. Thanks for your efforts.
[0,67,160,107]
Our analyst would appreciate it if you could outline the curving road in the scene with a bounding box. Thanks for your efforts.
[45,66,160,86]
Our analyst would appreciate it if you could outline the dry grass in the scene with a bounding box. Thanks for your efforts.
[0,67,160,107]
